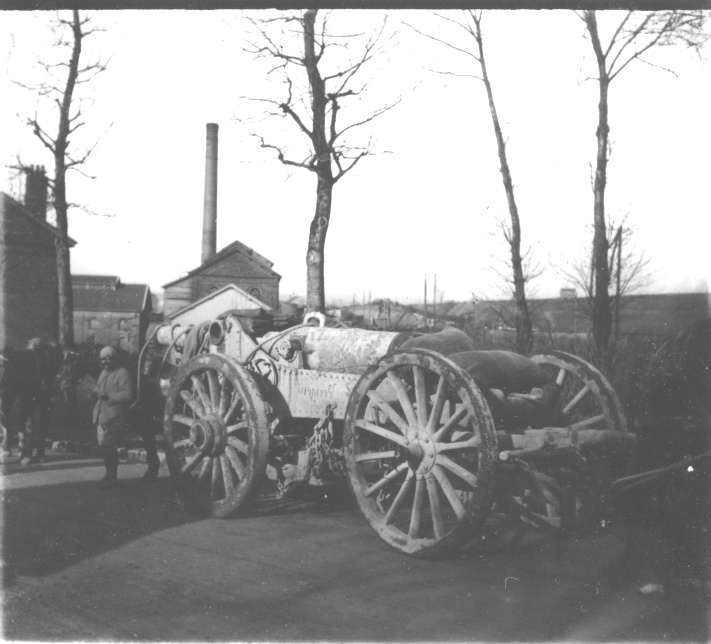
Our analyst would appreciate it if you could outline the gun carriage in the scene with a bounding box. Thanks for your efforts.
[142,312,636,558]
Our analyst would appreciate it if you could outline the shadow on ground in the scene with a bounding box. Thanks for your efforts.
[1,471,197,586]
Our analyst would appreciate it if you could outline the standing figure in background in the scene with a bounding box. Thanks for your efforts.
[92,346,131,488]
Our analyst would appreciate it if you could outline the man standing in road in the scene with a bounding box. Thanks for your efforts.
[93,346,131,489]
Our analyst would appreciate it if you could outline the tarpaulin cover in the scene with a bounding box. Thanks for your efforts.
[400,327,476,356]
[399,328,550,394]
[448,350,551,394]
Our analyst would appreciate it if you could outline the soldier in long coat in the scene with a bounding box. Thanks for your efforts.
[92,346,132,488]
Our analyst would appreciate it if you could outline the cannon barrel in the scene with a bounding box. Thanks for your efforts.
[154,324,187,348]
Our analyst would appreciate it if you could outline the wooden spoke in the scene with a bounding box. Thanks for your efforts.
[383,470,415,525]
[408,477,426,539]
[432,405,469,443]
[426,474,445,540]
[223,394,242,424]
[365,462,409,498]
[413,366,428,430]
[218,384,232,419]
[179,390,204,417]
[562,383,590,415]
[206,370,220,411]
[211,455,222,499]
[366,390,409,434]
[172,413,195,428]
[556,367,567,387]
[181,450,206,476]
[225,445,246,480]
[227,435,249,455]
[387,371,418,428]
[437,437,480,452]
[426,376,447,434]
[220,455,235,497]
[355,450,398,462]
[355,419,408,448]
[568,414,606,430]
[190,375,212,413]
[226,421,248,434]
[432,465,467,520]
[197,457,212,484]
[435,453,478,489]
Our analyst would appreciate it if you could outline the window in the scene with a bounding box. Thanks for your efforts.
[118,318,130,330]
[248,287,262,299]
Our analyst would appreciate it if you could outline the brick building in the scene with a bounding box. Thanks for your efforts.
[162,240,281,320]
[0,167,74,349]
[73,275,153,354]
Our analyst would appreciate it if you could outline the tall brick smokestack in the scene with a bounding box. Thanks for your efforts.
[201,123,219,264]
[24,165,48,222]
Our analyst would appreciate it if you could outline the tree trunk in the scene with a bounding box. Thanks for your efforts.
[587,12,613,361]
[303,9,333,314]
[306,176,332,313]
[53,9,81,346]
[476,17,533,354]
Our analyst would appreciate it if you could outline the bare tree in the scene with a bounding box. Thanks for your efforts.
[14,10,108,346]
[411,11,536,354]
[578,10,707,362]
[240,10,399,313]
[559,215,653,340]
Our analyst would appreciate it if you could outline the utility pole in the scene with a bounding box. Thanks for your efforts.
[612,225,622,343]
[433,274,437,330]
[424,274,428,331]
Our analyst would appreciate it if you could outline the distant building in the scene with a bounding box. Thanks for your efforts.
[73,275,153,353]
[162,240,281,320]
[0,167,75,349]
[168,283,272,327]
[454,292,710,338]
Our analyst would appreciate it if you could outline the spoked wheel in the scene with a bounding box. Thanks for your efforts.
[501,351,628,533]
[531,351,627,434]
[163,354,269,518]
[344,349,498,558]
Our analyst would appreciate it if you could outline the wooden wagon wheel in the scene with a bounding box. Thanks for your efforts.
[163,353,269,518]
[500,351,628,534]
[531,350,627,434]
[343,349,498,558]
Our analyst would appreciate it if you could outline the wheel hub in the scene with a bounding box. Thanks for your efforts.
[189,415,227,457]
[402,428,436,475]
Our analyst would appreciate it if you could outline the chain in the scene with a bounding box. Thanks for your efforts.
[273,407,345,499]
[306,405,345,483]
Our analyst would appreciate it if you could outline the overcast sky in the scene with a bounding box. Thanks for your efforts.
[2,9,709,304]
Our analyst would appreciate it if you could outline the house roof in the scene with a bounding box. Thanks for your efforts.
[0,192,77,246]
[73,274,120,287]
[171,283,273,319]
[163,239,281,288]
[73,279,151,313]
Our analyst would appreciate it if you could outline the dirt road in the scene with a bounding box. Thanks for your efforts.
[1,449,708,642]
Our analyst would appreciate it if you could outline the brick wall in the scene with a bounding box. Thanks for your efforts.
[73,310,142,353]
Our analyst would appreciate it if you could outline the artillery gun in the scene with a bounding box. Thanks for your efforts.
[142,312,636,558]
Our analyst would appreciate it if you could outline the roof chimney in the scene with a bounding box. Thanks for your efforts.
[24,165,48,222]
[201,123,218,264]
